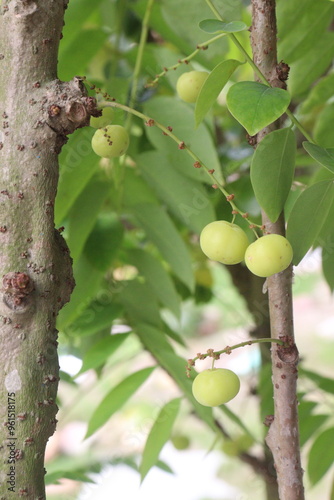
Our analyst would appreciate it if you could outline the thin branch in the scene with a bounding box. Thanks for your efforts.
[250,1,304,499]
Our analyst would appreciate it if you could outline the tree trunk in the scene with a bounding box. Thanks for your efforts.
[250,1,304,499]
[0,1,98,497]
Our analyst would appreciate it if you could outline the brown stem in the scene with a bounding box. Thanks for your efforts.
[250,1,304,499]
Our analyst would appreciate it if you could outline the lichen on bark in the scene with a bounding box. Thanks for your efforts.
[0,1,99,498]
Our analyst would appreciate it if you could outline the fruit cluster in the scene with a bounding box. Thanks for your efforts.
[200,220,293,278]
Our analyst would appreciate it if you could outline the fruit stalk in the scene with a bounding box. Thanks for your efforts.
[250,1,304,499]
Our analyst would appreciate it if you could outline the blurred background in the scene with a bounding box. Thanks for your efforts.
[47,0,334,498]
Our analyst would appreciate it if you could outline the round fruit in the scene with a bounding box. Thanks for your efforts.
[171,435,190,450]
[222,434,254,457]
[91,125,129,158]
[244,234,293,278]
[192,368,240,407]
[90,107,114,128]
[200,221,249,265]
[195,265,213,288]
[176,70,209,103]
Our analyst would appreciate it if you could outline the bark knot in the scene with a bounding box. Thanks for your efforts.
[2,272,34,308]
[277,336,299,365]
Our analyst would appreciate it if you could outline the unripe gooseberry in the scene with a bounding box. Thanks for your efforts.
[245,234,293,277]
[90,107,114,128]
[200,220,249,265]
[91,124,129,158]
[176,71,209,103]
[192,368,240,407]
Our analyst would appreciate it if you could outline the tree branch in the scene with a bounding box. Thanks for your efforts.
[250,1,304,499]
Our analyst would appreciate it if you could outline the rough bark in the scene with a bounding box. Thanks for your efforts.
[250,2,304,499]
[0,1,99,498]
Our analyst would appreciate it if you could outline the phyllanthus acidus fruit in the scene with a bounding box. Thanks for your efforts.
[200,220,249,265]
[192,368,240,407]
[90,107,114,128]
[245,233,293,278]
[176,70,209,103]
[91,124,130,158]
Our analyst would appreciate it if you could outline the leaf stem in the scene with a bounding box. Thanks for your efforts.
[187,337,285,375]
[98,99,262,229]
[147,33,226,87]
[126,0,155,120]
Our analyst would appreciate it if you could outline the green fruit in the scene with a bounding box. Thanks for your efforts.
[192,368,240,407]
[200,221,249,265]
[171,435,190,450]
[221,439,240,457]
[91,125,129,158]
[245,234,293,277]
[176,70,209,103]
[222,435,254,457]
[195,265,213,288]
[90,107,114,128]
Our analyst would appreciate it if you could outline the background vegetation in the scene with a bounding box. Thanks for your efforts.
[45,0,334,498]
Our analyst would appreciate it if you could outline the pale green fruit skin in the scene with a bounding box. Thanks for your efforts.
[91,125,129,158]
[171,435,190,450]
[245,234,293,278]
[200,221,249,265]
[192,368,240,407]
[90,107,114,128]
[176,71,209,103]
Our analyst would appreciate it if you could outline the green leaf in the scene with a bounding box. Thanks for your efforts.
[139,398,181,482]
[136,151,215,234]
[132,203,195,291]
[143,96,222,185]
[219,405,257,443]
[331,475,334,500]
[199,19,248,33]
[195,59,242,126]
[258,363,274,421]
[288,34,334,98]
[251,128,296,222]
[127,248,181,318]
[160,0,238,58]
[300,414,328,448]
[135,323,216,433]
[78,333,131,375]
[322,247,334,292]
[122,168,159,208]
[84,213,124,272]
[119,280,163,328]
[298,399,328,447]
[59,0,105,53]
[57,254,104,330]
[303,142,334,174]
[55,128,99,225]
[308,427,334,485]
[45,470,94,485]
[67,301,123,337]
[301,73,334,115]
[286,180,334,265]
[85,366,156,438]
[300,368,334,395]
[66,177,110,261]
[277,0,334,64]
[315,102,334,148]
[226,82,291,136]
[59,28,108,81]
